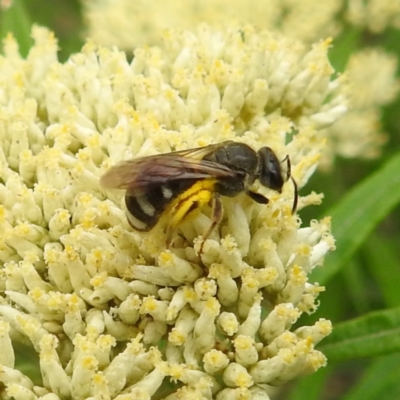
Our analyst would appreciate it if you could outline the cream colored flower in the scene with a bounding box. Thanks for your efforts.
[321,48,399,168]
[82,0,341,48]
[82,0,400,46]
[0,25,341,398]
[82,0,400,168]
[346,0,400,33]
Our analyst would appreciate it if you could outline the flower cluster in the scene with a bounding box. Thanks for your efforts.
[83,0,341,47]
[346,0,400,33]
[82,0,400,168]
[322,48,399,167]
[0,25,342,399]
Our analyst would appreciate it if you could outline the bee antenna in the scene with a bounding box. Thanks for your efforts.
[282,154,297,214]
[281,154,291,181]
[291,176,298,214]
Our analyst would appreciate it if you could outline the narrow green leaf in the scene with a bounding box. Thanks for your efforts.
[328,26,362,72]
[363,233,400,308]
[311,152,400,284]
[342,258,370,314]
[319,308,400,362]
[342,354,400,400]
[0,0,33,56]
[287,367,331,400]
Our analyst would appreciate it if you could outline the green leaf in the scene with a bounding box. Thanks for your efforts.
[287,366,331,400]
[363,233,400,308]
[311,152,400,284]
[342,354,400,400]
[0,0,33,56]
[319,308,400,362]
[328,26,362,72]
[342,258,370,314]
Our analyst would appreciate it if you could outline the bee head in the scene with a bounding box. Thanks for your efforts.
[257,147,285,192]
[257,147,298,214]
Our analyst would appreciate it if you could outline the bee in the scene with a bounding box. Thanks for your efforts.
[100,141,298,252]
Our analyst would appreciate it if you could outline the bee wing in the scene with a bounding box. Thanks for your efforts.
[165,141,233,159]
[100,142,236,191]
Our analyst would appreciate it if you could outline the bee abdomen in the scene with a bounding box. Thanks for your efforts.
[125,181,194,231]
[125,195,157,231]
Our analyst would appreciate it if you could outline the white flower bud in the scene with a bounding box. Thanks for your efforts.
[90,273,131,303]
[140,296,170,323]
[116,294,141,324]
[217,312,239,337]
[237,293,262,338]
[63,294,85,340]
[277,265,307,304]
[203,349,230,375]
[182,334,198,368]
[124,365,166,398]
[238,276,259,319]
[216,387,251,400]
[224,202,251,255]
[71,355,98,399]
[143,320,168,345]
[220,236,245,278]
[90,372,110,399]
[6,384,38,400]
[62,246,91,293]
[48,209,71,239]
[39,335,72,399]
[259,304,300,343]
[268,338,313,385]
[223,362,253,388]
[193,298,220,354]
[165,342,183,365]
[194,278,217,300]
[158,287,175,301]
[5,290,36,314]
[166,286,189,320]
[5,226,43,261]
[295,319,333,345]
[129,280,158,296]
[263,331,297,357]
[158,251,203,284]
[250,349,291,384]
[0,365,35,393]
[3,261,25,293]
[209,264,239,307]
[131,264,180,287]
[233,335,259,367]
[0,306,47,349]
[103,310,135,341]
[169,306,198,346]
[86,309,105,337]
[43,244,73,293]
[0,321,15,367]
[302,350,327,375]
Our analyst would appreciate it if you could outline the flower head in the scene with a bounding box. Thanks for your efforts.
[82,0,400,168]
[321,48,399,167]
[83,0,342,48]
[346,0,400,33]
[0,25,341,398]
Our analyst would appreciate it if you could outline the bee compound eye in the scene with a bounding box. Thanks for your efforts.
[257,147,284,191]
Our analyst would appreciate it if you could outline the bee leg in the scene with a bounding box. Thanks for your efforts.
[199,193,223,254]
[165,225,174,249]
[166,200,200,249]
[246,190,269,204]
